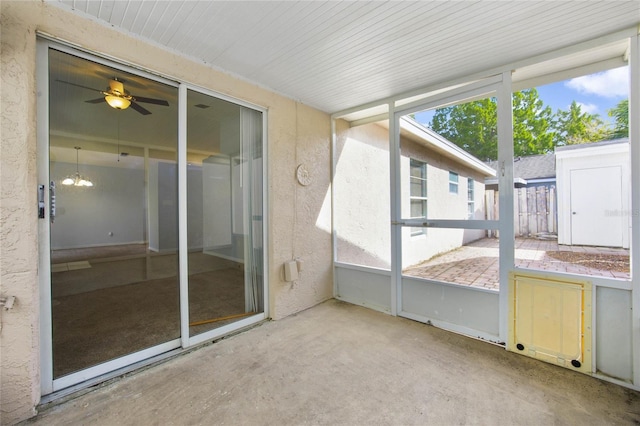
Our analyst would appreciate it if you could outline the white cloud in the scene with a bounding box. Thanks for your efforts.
[565,67,628,98]
[575,102,598,114]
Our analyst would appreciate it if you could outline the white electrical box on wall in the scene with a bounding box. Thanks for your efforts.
[508,272,592,374]
[284,260,299,282]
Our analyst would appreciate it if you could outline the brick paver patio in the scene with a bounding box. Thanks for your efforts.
[403,237,630,291]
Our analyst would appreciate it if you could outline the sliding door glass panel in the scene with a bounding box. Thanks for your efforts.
[186,90,263,336]
[48,49,179,378]
[402,95,499,290]
[334,120,391,269]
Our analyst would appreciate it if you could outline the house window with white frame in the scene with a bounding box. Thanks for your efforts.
[449,171,459,194]
[467,178,474,219]
[410,159,427,235]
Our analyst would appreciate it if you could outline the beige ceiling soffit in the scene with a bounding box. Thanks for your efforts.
[513,57,628,93]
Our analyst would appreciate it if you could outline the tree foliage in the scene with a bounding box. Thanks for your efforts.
[430,98,497,161]
[608,99,629,139]
[554,101,608,146]
[428,89,615,160]
[512,89,555,156]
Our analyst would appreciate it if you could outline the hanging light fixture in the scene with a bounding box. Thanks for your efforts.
[104,79,131,110]
[105,94,131,110]
[62,147,93,187]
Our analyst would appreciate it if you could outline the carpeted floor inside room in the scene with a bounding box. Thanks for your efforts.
[51,248,248,378]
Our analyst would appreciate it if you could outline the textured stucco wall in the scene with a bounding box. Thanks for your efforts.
[0,1,332,423]
[334,121,391,268]
[0,2,41,424]
[333,121,488,269]
[400,138,487,266]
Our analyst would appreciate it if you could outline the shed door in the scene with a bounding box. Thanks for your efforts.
[570,166,623,247]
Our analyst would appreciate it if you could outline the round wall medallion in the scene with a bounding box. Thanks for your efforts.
[296,164,312,186]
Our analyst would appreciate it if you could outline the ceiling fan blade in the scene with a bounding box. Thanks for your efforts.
[85,98,105,104]
[130,101,152,115]
[133,96,169,106]
[56,79,102,93]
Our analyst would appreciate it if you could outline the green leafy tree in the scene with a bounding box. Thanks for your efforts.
[553,101,608,146]
[608,99,628,139]
[513,89,555,156]
[429,89,555,160]
[430,98,497,160]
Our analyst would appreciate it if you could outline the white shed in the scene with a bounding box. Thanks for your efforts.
[555,139,630,248]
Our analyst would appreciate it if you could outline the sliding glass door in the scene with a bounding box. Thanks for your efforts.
[186,90,264,338]
[38,41,266,393]
[48,48,180,379]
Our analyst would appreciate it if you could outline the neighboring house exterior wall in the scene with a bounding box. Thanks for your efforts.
[556,140,631,248]
[334,120,391,269]
[334,120,490,270]
[1,2,332,423]
[400,138,488,267]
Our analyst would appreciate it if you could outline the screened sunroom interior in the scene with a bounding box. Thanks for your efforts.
[2,2,640,424]
[332,32,638,384]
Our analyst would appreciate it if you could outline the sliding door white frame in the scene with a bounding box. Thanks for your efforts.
[37,37,268,395]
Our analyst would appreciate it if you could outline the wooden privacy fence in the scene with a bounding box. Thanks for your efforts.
[485,185,557,237]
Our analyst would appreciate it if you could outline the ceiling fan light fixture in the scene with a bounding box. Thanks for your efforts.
[105,94,131,110]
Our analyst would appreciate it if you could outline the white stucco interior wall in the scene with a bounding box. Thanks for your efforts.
[0,2,332,423]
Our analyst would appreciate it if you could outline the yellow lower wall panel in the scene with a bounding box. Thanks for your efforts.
[508,272,592,374]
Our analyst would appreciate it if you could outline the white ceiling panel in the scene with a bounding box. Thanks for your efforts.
[52,1,640,114]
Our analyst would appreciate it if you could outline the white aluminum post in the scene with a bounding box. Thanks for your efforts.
[390,102,401,316]
[262,110,269,320]
[629,32,640,387]
[36,38,54,395]
[497,71,515,344]
[330,117,338,297]
[178,84,189,347]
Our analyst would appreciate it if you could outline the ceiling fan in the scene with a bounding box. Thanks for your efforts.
[56,78,169,115]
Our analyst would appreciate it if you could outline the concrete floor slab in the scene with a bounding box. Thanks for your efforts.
[27,300,640,425]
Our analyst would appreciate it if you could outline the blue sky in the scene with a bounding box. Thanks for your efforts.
[414,66,629,128]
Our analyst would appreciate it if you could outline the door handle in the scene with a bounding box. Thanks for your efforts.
[49,181,56,223]
[572,212,577,215]
[38,184,45,219]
